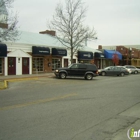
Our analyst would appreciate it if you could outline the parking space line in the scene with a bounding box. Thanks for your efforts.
[0,93,77,111]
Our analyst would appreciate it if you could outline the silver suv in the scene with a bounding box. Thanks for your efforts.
[123,65,140,74]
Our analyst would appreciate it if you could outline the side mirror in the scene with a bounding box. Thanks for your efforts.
[108,68,110,70]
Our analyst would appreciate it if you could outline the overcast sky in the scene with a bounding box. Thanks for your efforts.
[13,0,140,48]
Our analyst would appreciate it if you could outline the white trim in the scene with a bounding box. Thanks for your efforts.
[7,49,32,57]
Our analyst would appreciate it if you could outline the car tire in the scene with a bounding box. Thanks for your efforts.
[59,72,66,79]
[85,74,93,80]
[120,72,124,76]
[134,71,138,74]
[101,72,106,76]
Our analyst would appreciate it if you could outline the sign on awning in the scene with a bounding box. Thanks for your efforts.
[78,51,93,60]
[52,48,67,56]
[94,52,105,58]
[32,46,50,55]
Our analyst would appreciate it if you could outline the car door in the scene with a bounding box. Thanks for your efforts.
[78,64,87,76]
[130,66,135,73]
[113,67,120,75]
[68,64,79,76]
[105,66,114,75]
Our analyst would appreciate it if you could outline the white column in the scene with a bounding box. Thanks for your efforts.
[4,57,8,76]
[29,57,32,74]
[62,57,64,67]
[16,57,22,75]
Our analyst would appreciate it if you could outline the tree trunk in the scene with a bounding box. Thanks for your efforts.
[71,47,73,64]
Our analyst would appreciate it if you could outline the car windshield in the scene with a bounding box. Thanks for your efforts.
[104,67,111,70]
[68,64,73,68]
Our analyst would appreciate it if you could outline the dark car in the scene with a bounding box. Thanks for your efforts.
[54,63,98,80]
[98,66,129,76]
[123,65,140,74]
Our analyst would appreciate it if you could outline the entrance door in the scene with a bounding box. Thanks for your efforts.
[22,58,29,74]
[8,57,16,75]
[64,59,68,67]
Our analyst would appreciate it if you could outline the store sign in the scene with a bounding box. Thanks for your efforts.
[32,46,50,55]
[78,51,93,60]
[52,48,67,56]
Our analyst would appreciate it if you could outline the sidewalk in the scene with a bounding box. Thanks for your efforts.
[0,73,55,89]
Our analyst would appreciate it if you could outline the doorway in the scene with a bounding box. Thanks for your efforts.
[8,57,16,75]
[64,59,68,67]
[52,58,61,70]
[22,58,29,74]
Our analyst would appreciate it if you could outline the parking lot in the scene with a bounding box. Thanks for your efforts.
[0,74,140,140]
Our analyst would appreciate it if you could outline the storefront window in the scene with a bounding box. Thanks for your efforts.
[52,58,61,70]
[0,58,2,73]
[33,57,44,72]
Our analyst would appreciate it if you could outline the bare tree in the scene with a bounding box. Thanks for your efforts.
[48,0,97,63]
[0,0,19,42]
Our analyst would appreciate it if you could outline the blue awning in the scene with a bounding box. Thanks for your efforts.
[0,44,7,57]
[104,50,122,60]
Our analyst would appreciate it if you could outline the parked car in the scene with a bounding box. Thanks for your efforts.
[98,66,129,76]
[123,65,140,74]
[54,63,98,80]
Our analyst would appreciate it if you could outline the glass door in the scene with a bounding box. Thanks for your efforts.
[52,58,61,70]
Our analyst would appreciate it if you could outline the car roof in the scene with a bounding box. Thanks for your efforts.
[124,65,135,67]
[116,66,123,67]
[72,63,95,65]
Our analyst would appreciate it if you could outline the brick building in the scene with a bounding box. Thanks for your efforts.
[98,45,140,68]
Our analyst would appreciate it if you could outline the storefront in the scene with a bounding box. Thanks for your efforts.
[51,48,67,70]
[0,44,7,75]
[32,46,52,73]
[104,50,122,66]
[94,52,105,69]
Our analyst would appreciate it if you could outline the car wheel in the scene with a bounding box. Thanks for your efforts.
[85,74,93,80]
[134,71,138,74]
[59,73,66,79]
[101,72,106,76]
[120,72,124,76]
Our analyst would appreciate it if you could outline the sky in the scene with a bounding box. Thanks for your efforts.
[12,0,140,48]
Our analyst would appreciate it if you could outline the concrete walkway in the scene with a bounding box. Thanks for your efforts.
[0,73,55,89]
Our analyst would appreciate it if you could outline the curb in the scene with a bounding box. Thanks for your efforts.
[0,77,38,90]
[0,80,7,90]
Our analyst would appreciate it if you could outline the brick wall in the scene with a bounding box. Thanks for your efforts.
[44,55,52,72]
[131,48,139,58]
[116,46,128,58]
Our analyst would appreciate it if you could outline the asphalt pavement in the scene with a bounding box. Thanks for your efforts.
[0,74,140,140]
